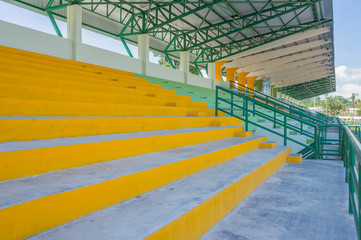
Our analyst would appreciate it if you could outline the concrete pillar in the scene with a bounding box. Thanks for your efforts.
[215,61,227,81]
[226,67,239,89]
[138,34,149,75]
[226,68,238,82]
[208,62,216,89]
[67,5,82,60]
[247,76,257,93]
[237,72,249,91]
[254,79,263,92]
[180,51,189,84]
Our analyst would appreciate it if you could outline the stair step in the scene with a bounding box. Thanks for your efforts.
[0,97,216,117]
[0,116,241,143]
[0,136,262,209]
[0,46,135,77]
[0,126,242,180]
[25,146,290,240]
[0,83,207,109]
[0,72,193,102]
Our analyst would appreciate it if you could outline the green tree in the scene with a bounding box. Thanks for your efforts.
[322,96,346,116]
[153,53,200,76]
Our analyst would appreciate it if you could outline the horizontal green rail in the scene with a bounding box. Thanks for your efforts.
[343,123,361,240]
[228,81,332,124]
[216,86,320,158]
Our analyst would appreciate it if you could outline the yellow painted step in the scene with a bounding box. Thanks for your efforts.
[0,83,207,109]
[0,45,135,77]
[0,136,266,240]
[0,72,194,103]
[145,147,292,240]
[0,126,242,181]
[0,64,168,94]
[0,116,242,143]
[0,98,217,117]
[0,52,134,78]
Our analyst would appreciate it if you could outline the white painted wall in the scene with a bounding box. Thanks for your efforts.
[0,20,72,59]
[188,74,213,89]
[0,20,215,89]
[77,44,143,74]
[145,62,184,83]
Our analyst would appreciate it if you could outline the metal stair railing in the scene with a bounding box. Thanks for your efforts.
[342,122,361,240]
[228,81,333,124]
[216,86,321,159]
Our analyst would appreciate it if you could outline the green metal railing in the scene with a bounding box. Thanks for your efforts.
[216,86,320,158]
[343,123,361,240]
[228,81,333,124]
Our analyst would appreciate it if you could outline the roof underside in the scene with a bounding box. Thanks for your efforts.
[5,0,335,99]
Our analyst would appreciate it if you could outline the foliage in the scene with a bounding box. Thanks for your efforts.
[300,94,361,117]
[153,53,199,76]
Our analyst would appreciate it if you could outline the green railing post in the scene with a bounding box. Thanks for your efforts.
[215,87,219,117]
[245,97,249,131]
[349,146,355,214]
[284,115,287,146]
[273,111,276,128]
[231,93,234,116]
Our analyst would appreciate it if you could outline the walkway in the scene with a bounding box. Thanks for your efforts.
[202,160,356,240]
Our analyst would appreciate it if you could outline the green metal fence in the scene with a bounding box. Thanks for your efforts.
[216,86,320,158]
[228,81,333,124]
[343,123,361,240]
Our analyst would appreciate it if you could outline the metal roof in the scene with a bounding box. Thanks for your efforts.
[4,0,335,99]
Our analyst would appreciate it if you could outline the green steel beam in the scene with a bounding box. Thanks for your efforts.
[119,37,134,58]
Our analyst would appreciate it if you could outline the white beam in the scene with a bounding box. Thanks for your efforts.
[225,39,329,68]
[223,27,331,61]
[270,66,333,79]
[67,5,82,60]
[274,74,332,87]
[272,69,332,82]
[262,60,329,77]
[243,49,331,75]
[252,57,331,76]
[180,51,190,84]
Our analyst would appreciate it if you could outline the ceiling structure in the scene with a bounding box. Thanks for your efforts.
[5,0,335,99]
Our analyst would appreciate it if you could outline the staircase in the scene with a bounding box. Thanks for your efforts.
[0,46,297,239]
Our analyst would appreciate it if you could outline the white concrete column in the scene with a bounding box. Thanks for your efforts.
[277,91,281,98]
[67,5,82,60]
[180,51,189,84]
[208,62,216,89]
[138,34,149,75]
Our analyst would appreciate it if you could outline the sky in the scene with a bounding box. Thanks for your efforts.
[332,0,361,99]
[0,0,360,99]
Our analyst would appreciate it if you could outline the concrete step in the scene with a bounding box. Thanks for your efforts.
[0,116,241,143]
[0,53,136,78]
[0,65,179,95]
[0,97,217,117]
[0,126,242,180]
[0,72,193,102]
[0,136,268,239]
[0,83,208,109]
[0,45,134,76]
[25,146,291,240]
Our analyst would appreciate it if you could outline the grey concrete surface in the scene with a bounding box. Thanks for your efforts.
[29,146,289,240]
[0,136,263,208]
[0,126,240,152]
[202,160,356,240]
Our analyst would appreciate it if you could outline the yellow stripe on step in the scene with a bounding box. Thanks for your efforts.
[0,136,267,240]
[0,117,242,143]
[145,147,292,240]
[0,126,241,181]
[0,98,216,117]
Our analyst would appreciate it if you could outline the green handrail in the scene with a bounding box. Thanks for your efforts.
[343,124,361,240]
[216,86,320,158]
[228,81,332,124]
